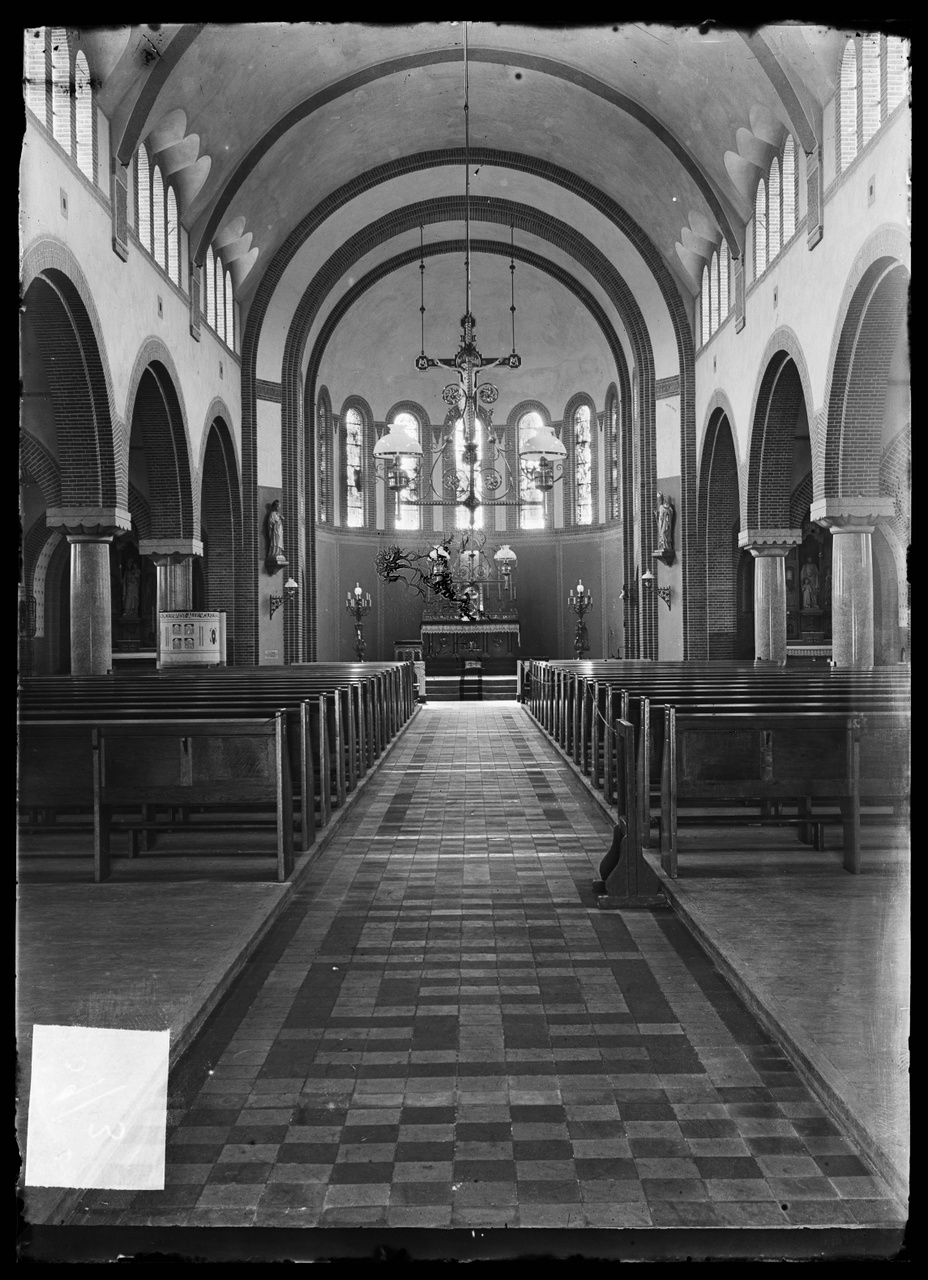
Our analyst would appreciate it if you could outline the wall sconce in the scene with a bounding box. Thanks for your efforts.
[641,569,672,610]
[270,577,298,618]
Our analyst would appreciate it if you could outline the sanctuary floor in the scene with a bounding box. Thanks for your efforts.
[18,702,908,1244]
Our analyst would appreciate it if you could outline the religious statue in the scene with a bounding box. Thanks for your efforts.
[122,560,141,617]
[654,492,675,562]
[801,556,820,610]
[266,499,286,565]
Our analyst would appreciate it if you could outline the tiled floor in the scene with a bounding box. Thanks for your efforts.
[66,704,903,1230]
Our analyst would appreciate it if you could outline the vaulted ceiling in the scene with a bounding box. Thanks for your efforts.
[78,23,851,353]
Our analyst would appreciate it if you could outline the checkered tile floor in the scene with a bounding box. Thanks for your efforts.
[73,704,903,1229]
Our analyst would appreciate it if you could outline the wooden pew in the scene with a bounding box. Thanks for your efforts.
[658,708,864,875]
[92,714,294,883]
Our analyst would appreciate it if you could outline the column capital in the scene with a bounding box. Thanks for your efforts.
[738,528,803,555]
[46,506,132,540]
[138,538,204,564]
[810,498,895,533]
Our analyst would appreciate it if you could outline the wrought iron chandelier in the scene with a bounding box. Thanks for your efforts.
[372,22,568,528]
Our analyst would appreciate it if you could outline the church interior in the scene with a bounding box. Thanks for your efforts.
[19,23,909,1256]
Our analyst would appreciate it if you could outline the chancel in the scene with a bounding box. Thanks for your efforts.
[18,22,909,1255]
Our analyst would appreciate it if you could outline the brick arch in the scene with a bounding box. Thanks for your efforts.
[22,523,70,674]
[383,400,432,435]
[699,389,741,476]
[127,361,197,541]
[197,395,240,483]
[817,225,910,498]
[20,433,62,507]
[744,339,812,530]
[880,423,910,551]
[506,399,554,433]
[21,268,121,509]
[201,415,242,664]
[296,230,643,659]
[823,260,909,500]
[241,146,698,661]
[698,409,742,659]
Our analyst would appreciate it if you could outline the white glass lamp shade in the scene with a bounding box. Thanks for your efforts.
[373,425,423,457]
[493,544,517,566]
[520,425,567,460]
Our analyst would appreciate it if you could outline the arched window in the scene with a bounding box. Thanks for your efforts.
[344,408,365,528]
[317,394,331,524]
[608,393,620,520]
[709,252,719,335]
[215,254,225,342]
[719,244,730,322]
[754,177,767,277]
[573,403,593,525]
[74,52,93,181]
[152,165,166,267]
[768,156,781,259]
[839,40,858,171]
[49,27,71,152]
[518,411,545,530]
[136,147,152,252]
[886,36,909,113]
[205,246,216,329]
[861,34,881,145]
[390,412,421,531]
[166,187,180,284]
[225,270,234,349]
[700,266,711,344]
[25,29,48,125]
[782,137,797,241]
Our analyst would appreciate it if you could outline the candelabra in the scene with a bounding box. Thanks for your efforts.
[568,578,593,657]
[641,569,672,609]
[346,583,372,660]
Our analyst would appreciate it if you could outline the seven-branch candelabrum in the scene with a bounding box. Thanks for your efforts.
[568,579,593,658]
[346,583,372,660]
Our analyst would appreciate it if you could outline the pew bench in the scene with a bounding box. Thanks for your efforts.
[92,715,294,883]
[658,709,864,875]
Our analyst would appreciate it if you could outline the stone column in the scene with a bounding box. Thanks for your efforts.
[738,529,803,666]
[140,538,204,667]
[810,499,894,670]
[45,507,133,676]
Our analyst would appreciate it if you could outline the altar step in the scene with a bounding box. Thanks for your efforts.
[424,675,518,702]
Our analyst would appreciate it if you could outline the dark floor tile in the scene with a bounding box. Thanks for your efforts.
[327,1162,395,1185]
[455,1123,512,1142]
[394,1141,454,1162]
[259,1182,323,1207]
[567,1120,625,1139]
[791,1117,842,1138]
[400,1107,456,1125]
[509,1106,565,1123]
[679,1119,739,1139]
[166,1143,226,1164]
[783,1200,858,1225]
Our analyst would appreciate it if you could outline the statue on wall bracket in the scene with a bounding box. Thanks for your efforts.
[653,492,676,565]
[265,498,288,573]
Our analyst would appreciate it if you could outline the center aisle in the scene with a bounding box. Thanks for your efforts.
[80,704,901,1231]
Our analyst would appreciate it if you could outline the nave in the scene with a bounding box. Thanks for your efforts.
[30,703,903,1243]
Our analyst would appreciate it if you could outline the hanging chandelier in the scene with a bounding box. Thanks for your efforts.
[371,21,568,527]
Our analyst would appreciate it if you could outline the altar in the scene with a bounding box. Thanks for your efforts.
[420,596,519,676]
